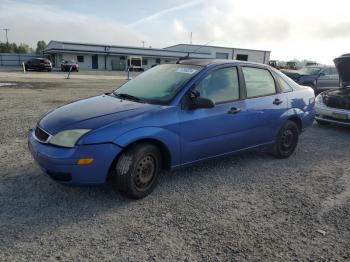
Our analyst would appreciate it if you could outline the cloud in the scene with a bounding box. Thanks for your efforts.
[128,0,204,27]
[316,22,350,39]
[1,0,350,63]
[0,1,143,47]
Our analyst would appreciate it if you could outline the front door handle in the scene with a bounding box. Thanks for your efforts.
[228,107,241,114]
[273,99,283,105]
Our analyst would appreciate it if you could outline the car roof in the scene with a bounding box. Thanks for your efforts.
[178,59,268,68]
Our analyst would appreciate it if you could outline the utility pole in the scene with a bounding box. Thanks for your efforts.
[2,28,9,43]
[190,32,192,45]
[142,41,145,48]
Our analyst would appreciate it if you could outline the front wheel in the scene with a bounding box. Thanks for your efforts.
[273,121,299,158]
[112,143,162,199]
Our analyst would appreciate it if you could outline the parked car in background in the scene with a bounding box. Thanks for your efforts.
[281,66,339,93]
[315,54,350,126]
[61,60,79,72]
[286,61,298,70]
[28,59,315,199]
[25,58,52,71]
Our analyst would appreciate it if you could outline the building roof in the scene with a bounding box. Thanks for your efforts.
[44,40,210,59]
[44,41,270,59]
[165,43,271,53]
[179,59,267,67]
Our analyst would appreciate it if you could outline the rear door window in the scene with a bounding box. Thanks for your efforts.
[242,67,276,98]
[194,67,239,103]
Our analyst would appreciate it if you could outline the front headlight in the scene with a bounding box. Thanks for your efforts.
[49,129,91,148]
[315,94,323,105]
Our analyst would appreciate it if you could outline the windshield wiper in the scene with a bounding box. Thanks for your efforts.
[114,93,143,102]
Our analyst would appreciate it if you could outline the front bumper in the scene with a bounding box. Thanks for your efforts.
[315,103,350,126]
[28,130,122,185]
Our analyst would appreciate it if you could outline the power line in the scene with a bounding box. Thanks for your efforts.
[2,28,9,43]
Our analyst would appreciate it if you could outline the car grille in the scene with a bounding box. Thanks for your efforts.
[34,126,51,143]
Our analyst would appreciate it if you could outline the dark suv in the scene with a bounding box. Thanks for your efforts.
[281,66,339,93]
[25,58,52,71]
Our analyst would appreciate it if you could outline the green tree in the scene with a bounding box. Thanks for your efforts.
[36,40,47,54]
[17,43,31,53]
[0,42,17,53]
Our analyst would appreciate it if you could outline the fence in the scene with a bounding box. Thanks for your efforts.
[0,53,41,67]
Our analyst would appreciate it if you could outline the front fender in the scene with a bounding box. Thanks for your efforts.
[114,127,181,167]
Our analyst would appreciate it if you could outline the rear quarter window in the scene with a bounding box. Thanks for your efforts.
[272,68,301,91]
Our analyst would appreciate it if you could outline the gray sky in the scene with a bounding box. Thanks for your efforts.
[1,0,349,64]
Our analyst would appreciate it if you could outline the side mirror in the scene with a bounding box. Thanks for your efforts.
[189,97,215,109]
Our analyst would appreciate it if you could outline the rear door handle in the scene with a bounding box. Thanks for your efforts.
[273,99,283,105]
[228,107,241,114]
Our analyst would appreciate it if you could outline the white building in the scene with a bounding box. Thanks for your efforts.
[44,40,271,71]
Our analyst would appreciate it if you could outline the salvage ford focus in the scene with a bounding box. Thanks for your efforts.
[28,59,315,199]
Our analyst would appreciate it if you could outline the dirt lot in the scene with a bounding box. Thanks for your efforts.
[0,71,349,261]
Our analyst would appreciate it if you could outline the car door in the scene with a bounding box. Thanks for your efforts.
[241,66,288,143]
[178,66,268,164]
[317,67,340,89]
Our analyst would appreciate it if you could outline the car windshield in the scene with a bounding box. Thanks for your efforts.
[297,67,321,75]
[113,64,202,104]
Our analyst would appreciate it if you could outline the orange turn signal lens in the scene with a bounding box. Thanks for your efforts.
[77,158,95,165]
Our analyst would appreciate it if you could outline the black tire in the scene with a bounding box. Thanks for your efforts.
[316,119,330,126]
[113,143,162,199]
[273,121,299,158]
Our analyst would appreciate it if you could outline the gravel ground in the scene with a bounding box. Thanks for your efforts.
[0,71,349,261]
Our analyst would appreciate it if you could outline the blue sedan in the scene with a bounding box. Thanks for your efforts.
[28,59,315,199]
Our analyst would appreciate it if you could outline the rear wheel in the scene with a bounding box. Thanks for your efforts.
[112,143,161,199]
[273,120,299,158]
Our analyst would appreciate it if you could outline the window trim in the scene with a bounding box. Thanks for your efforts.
[191,65,242,105]
[240,65,279,99]
[272,71,293,93]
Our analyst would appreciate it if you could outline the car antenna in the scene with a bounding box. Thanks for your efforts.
[176,40,213,64]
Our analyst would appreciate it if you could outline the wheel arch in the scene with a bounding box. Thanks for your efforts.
[124,138,172,170]
[287,115,302,133]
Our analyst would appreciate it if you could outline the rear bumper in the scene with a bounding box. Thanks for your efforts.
[28,130,122,185]
[315,104,350,126]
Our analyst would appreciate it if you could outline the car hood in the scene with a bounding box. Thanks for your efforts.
[282,69,313,77]
[334,54,350,87]
[39,94,159,134]
[281,70,303,79]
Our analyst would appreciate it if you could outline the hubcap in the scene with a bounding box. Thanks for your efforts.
[281,129,294,149]
[134,155,156,191]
